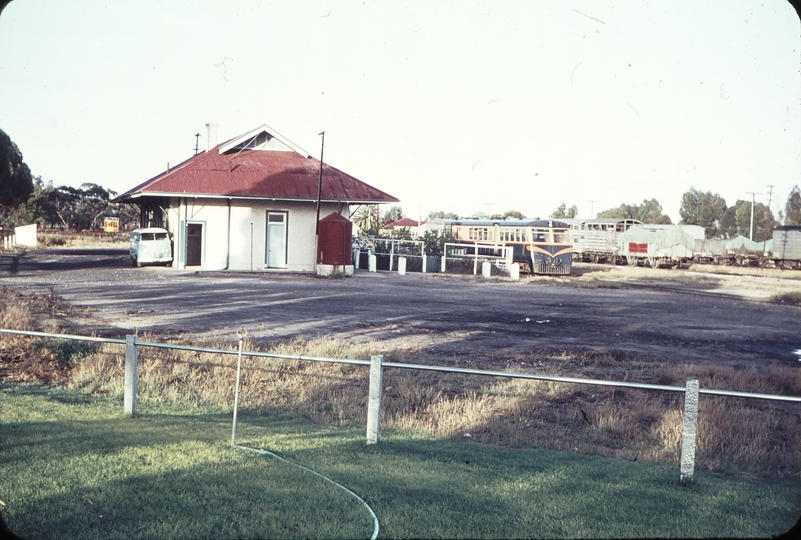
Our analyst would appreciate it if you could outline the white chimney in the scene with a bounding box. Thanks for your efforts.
[206,123,218,151]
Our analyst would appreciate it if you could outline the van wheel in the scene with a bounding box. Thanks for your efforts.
[134,257,142,268]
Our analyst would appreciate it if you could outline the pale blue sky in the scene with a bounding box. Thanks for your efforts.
[1,0,799,223]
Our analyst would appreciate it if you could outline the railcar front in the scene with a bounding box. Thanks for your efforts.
[443,219,573,275]
[527,221,572,275]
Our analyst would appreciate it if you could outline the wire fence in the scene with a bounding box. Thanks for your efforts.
[2,327,800,484]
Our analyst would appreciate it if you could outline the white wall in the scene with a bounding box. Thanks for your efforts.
[14,224,37,247]
[166,198,349,272]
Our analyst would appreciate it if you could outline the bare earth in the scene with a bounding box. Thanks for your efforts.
[1,247,800,369]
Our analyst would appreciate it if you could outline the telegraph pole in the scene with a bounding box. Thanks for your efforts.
[587,200,598,219]
[315,131,325,236]
[745,192,760,240]
[765,185,774,243]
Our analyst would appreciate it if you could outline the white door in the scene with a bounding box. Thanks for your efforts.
[266,212,287,268]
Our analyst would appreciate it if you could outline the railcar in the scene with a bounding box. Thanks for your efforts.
[444,219,573,275]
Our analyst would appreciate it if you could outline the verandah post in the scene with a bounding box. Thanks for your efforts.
[124,334,138,415]
[366,354,384,445]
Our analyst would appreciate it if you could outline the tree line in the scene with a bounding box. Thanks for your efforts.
[0,128,138,232]
[550,186,801,241]
[3,126,800,240]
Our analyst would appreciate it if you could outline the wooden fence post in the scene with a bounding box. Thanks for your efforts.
[680,379,699,483]
[366,354,384,445]
[124,335,138,415]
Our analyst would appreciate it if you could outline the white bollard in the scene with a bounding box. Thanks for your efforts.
[482,260,491,278]
[422,254,427,273]
[510,262,520,281]
[398,256,406,276]
[368,253,377,272]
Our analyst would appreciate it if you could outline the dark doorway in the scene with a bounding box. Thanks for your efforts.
[186,223,203,266]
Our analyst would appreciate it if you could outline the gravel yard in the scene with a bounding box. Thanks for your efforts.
[2,247,800,370]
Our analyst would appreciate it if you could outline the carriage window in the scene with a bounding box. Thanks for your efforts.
[469,227,488,241]
[553,231,567,243]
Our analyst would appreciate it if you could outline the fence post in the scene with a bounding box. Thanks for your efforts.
[680,379,699,483]
[366,354,384,445]
[124,335,138,415]
[398,256,406,275]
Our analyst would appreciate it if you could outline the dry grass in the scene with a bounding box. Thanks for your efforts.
[61,336,801,480]
[2,289,800,480]
[37,230,128,248]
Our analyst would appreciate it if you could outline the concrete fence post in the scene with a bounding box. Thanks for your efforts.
[482,260,491,278]
[366,354,384,445]
[398,256,406,276]
[441,252,447,273]
[124,335,138,415]
[680,379,699,483]
[422,254,427,273]
[510,262,520,280]
[368,252,377,272]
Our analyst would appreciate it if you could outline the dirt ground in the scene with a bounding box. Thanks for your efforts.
[1,247,800,372]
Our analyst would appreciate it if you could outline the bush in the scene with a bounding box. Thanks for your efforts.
[31,338,95,367]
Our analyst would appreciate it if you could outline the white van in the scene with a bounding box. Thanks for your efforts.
[129,227,173,267]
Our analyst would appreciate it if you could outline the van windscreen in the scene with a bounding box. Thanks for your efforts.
[140,233,168,241]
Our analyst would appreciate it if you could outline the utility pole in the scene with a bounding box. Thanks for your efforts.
[315,131,325,236]
[745,192,760,240]
[765,185,774,243]
[587,200,598,219]
[194,133,201,155]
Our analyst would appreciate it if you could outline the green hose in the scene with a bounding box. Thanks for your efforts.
[232,444,380,540]
[230,329,379,539]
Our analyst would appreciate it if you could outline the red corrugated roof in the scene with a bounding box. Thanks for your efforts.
[116,137,398,204]
[385,217,424,228]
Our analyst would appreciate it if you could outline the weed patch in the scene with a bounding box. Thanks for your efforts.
[771,291,801,305]
[31,338,94,367]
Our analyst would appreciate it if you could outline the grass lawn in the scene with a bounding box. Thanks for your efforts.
[1,383,798,539]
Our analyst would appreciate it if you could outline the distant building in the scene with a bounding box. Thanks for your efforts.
[382,217,426,237]
[115,124,398,272]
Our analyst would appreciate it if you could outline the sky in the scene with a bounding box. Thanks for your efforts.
[1,0,800,224]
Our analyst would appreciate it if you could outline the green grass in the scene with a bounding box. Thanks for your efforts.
[1,384,798,539]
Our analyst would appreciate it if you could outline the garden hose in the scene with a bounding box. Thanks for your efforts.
[233,444,380,540]
[230,328,379,540]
